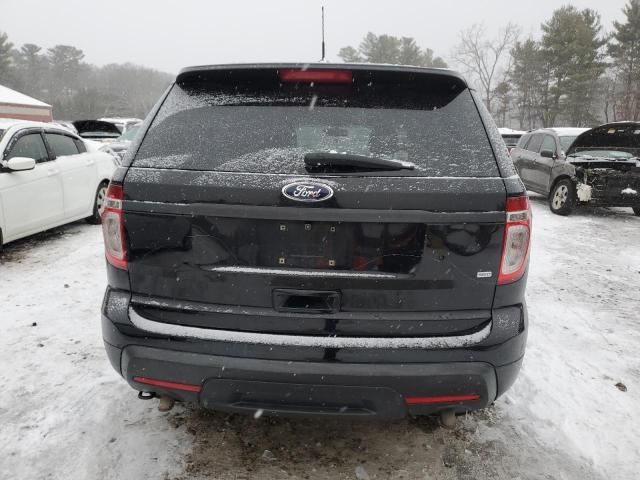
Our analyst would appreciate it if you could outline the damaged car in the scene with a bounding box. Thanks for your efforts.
[512,123,640,215]
[72,120,122,143]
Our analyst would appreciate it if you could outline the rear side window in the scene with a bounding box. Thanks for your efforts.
[134,70,499,177]
[559,136,577,152]
[516,133,531,148]
[74,138,87,153]
[526,134,544,153]
[45,133,80,157]
[540,135,556,153]
[5,133,48,162]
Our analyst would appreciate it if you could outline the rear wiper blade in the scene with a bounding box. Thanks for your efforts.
[304,152,415,171]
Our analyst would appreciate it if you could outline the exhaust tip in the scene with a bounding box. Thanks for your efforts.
[137,391,157,400]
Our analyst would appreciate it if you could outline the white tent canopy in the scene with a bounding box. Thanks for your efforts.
[0,84,52,122]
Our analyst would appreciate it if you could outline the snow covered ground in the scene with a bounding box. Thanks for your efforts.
[1,197,639,479]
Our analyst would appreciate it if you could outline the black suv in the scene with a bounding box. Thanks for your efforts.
[101,64,530,420]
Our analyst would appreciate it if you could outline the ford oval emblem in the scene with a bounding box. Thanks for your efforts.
[282,182,334,203]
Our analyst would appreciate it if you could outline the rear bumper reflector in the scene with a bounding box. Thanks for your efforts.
[404,394,480,405]
[133,376,202,393]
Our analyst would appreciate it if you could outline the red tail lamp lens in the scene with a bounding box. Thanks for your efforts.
[405,394,481,405]
[133,376,202,393]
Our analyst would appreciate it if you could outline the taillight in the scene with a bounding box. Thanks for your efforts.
[101,182,127,270]
[279,68,353,84]
[498,195,531,285]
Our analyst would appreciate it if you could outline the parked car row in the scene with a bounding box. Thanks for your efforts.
[54,117,142,140]
[72,120,123,143]
[509,124,640,216]
[52,118,143,165]
[498,127,526,152]
[0,118,117,247]
[99,123,142,163]
[98,117,143,134]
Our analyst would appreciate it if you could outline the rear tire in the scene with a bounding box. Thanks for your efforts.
[86,181,108,225]
[633,207,640,216]
[549,179,576,216]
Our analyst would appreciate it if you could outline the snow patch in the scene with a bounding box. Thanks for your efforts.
[577,183,593,202]
[205,265,397,279]
[128,308,491,349]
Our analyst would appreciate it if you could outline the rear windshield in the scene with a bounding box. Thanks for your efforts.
[134,71,499,177]
[501,134,522,146]
[559,136,578,151]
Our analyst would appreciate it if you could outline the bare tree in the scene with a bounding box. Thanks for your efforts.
[453,23,520,113]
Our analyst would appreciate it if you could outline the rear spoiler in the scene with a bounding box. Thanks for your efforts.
[176,63,468,88]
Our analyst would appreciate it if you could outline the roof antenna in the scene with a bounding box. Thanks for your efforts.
[320,6,326,62]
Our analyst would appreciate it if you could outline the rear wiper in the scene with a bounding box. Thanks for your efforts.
[304,152,415,171]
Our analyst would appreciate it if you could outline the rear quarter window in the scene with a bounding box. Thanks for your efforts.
[45,133,80,157]
[526,134,544,153]
[516,133,532,149]
[134,70,500,177]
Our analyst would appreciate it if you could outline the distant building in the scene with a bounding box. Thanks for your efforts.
[0,85,52,122]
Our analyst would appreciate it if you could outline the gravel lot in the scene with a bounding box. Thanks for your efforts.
[1,197,639,480]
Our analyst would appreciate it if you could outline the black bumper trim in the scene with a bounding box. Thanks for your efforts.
[121,344,498,418]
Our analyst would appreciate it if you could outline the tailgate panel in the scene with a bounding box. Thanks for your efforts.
[124,170,505,314]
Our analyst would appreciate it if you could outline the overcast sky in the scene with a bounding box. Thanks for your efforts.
[1,0,630,74]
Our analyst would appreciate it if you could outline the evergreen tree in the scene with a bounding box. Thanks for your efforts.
[15,44,45,97]
[359,33,401,64]
[0,31,14,85]
[540,6,606,126]
[47,45,87,100]
[511,39,551,128]
[338,33,446,67]
[609,0,640,120]
[422,49,447,68]
[398,37,423,65]
[337,46,362,63]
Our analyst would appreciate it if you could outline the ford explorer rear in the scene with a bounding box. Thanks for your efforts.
[101,63,530,423]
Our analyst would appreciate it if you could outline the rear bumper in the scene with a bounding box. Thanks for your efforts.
[107,343,523,418]
[102,288,527,418]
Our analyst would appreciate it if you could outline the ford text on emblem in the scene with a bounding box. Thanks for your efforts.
[282,182,334,203]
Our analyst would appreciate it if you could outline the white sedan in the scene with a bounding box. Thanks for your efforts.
[0,119,117,247]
